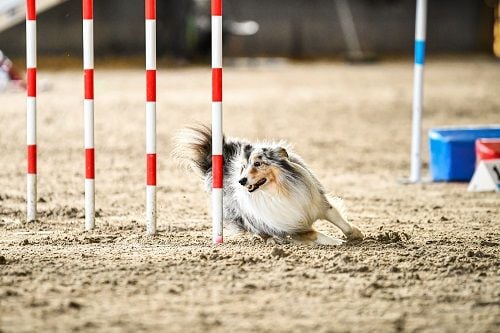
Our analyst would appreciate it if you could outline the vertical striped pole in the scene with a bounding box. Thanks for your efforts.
[26,0,37,222]
[145,0,157,235]
[409,0,427,183]
[211,0,223,244]
[83,0,95,230]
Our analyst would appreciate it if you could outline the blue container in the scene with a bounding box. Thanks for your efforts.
[428,126,500,182]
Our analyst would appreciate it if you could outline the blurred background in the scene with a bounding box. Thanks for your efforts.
[0,0,498,63]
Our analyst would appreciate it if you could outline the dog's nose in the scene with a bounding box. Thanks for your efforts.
[239,177,247,186]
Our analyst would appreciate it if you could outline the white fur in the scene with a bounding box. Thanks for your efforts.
[230,155,327,235]
[234,185,313,234]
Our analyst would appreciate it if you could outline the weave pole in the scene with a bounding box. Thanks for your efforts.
[26,0,37,222]
[409,0,427,183]
[145,0,157,235]
[211,0,223,244]
[83,0,95,230]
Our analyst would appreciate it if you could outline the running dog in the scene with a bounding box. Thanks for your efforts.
[174,125,364,245]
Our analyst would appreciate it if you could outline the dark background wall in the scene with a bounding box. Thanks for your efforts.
[0,0,495,59]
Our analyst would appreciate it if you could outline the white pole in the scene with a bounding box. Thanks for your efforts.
[410,0,427,183]
[335,0,363,58]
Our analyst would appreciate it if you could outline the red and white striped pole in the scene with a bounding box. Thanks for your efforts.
[26,0,37,222]
[83,0,95,230]
[145,0,157,235]
[211,0,223,244]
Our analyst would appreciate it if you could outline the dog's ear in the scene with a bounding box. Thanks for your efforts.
[240,144,253,159]
[274,147,288,159]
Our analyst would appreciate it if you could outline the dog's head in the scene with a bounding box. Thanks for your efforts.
[237,144,289,193]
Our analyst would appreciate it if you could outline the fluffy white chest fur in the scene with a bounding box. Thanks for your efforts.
[234,184,322,234]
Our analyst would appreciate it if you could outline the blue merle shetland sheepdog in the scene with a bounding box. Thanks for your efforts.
[174,125,364,245]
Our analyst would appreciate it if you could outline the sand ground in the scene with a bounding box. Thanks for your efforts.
[0,58,499,333]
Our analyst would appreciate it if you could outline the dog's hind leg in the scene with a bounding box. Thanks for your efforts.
[324,197,364,241]
[291,230,344,246]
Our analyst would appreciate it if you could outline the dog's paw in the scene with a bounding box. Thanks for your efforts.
[346,225,365,241]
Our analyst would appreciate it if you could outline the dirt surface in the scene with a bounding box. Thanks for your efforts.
[1,58,499,332]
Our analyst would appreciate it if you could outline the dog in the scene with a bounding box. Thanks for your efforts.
[174,125,364,245]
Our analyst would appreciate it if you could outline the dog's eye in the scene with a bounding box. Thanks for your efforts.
[254,161,261,167]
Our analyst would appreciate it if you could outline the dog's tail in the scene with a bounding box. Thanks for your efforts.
[173,125,213,176]
[173,125,241,177]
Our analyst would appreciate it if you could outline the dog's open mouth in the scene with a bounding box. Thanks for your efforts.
[247,178,267,193]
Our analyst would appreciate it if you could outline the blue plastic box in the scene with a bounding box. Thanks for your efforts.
[428,126,500,182]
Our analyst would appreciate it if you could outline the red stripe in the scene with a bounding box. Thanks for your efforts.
[147,154,156,186]
[145,0,156,19]
[26,0,36,20]
[146,70,156,102]
[211,0,222,16]
[27,145,36,174]
[212,155,223,188]
[83,0,93,19]
[212,68,222,102]
[85,148,94,179]
[27,68,36,97]
[84,69,94,99]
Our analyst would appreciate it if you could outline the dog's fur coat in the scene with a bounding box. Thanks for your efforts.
[174,125,364,245]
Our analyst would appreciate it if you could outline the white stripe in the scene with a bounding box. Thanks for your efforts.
[146,185,156,235]
[85,179,95,231]
[27,97,36,145]
[146,102,156,154]
[26,20,36,68]
[211,16,222,68]
[83,19,94,69]
[415,0,427,41]
[145,20,156,70]
[212,188,223,242]
[84,99,94,148]
[410,64,424,182]
[211,102,223,155]
[27,174,36,222]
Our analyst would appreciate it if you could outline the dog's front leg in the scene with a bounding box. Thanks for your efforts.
[325,206,364,241]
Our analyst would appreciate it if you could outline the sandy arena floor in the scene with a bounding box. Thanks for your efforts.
[0,58,499,332]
